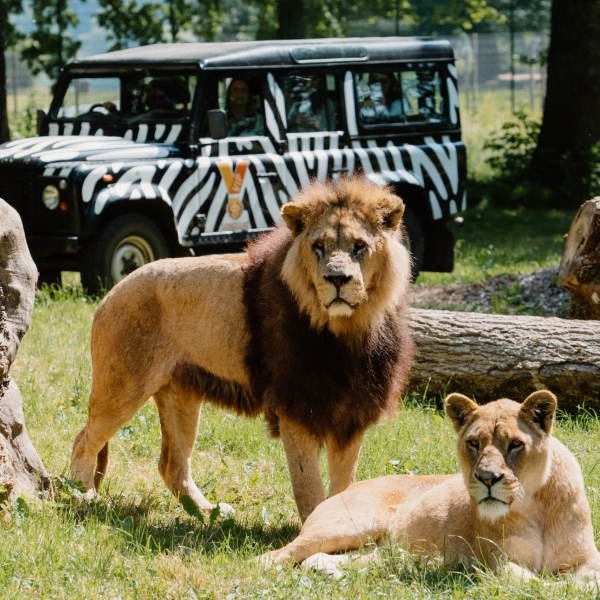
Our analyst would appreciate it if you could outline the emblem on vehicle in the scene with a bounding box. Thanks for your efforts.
[217,161,249,220]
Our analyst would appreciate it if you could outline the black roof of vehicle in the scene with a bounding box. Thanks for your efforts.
[68,37,454,72]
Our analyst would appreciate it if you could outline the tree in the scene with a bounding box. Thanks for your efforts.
[532,0,600,206]
[0,0,23,143]
[96,0,169,50]
[20,0,85,89]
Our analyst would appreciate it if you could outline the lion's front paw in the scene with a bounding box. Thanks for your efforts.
[216,502,235,517]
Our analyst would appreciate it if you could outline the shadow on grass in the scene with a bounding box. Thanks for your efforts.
[56,489,300,559]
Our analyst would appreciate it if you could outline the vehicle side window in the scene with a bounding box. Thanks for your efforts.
[355,67,445,126]
[281,72,339,133]
[58,77,122,118]
[212,76,265,137]
[56,74,195,119]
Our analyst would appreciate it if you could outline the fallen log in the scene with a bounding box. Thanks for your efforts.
[409,308,600,412]
[559,197,600,319]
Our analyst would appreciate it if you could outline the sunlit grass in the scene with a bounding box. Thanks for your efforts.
[2,282,599,598]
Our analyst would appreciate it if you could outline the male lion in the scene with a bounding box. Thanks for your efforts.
[260,390,600,582]
[71,177,414,521]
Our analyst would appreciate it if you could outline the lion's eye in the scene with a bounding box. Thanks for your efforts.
[466,439,478,450]
[354,239,367,255]
[508,440,523,452]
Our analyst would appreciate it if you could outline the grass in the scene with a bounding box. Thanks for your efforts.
[7,301,600,598]
[1,91,595,598]
[416,199,574,286]
[4,230,600,598]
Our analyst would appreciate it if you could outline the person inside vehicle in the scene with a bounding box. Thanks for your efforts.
[361,72,405,123]
[145,78,190,113]
[287,75,337,132]
[225,78,265,136]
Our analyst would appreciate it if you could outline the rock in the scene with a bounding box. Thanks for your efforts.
[0,199,49,502]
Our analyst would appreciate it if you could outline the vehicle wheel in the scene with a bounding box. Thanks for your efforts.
[402,207,424,281]
[81,214,169,295]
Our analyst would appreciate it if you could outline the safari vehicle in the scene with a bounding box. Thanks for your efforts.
[0,37,466,292]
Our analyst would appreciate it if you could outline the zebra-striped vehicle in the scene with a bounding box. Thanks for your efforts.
[0,37,466,292]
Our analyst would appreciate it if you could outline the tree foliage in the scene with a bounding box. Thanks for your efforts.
[20,0,84,85]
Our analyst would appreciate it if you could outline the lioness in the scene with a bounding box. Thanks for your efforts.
[71,177,414,521]
[260,390,600,581]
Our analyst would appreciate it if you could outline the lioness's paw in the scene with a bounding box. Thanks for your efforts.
[301,552,348,580]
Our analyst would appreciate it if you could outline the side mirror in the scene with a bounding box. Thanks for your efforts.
[207,109,228,140]
[36,109,46,135]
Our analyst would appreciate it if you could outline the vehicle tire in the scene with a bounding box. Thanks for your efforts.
[80,214,169,295]
[402,207,424,281]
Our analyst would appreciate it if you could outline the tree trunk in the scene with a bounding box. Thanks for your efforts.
[409,308,600,412]
[559,198,600,319]
[0,7,11,144]
[0,200,49,502]
[532,0,600,205]
[278,0,307,39]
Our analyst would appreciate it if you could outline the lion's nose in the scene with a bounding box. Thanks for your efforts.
[324,274,353,290]
[475,471,504,488]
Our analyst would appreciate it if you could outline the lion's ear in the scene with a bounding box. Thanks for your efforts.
[520,390,557,435]
[281,202,306,236]
[445,393,479,433]
[379,194,405,231]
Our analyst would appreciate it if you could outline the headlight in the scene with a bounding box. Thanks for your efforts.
[42,185,60,210]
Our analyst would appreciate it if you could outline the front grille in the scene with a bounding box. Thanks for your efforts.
[0,167,37,231]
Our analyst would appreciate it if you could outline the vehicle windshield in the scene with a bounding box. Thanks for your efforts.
[53,69,198,122]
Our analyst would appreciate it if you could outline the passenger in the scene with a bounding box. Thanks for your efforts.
[225,79,265,137]
[361,72,404,123]
[145,78,190,112]
[287,76,337,133]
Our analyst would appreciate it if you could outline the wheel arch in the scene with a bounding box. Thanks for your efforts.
[85,198,182,255]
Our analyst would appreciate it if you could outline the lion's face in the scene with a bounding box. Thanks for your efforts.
[445,390,557,523]
[280,178,411,333]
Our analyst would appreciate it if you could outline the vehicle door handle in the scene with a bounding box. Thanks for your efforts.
[257,172,279,179]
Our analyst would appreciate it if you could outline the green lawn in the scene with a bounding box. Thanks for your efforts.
[416,200,574,286]
[1,176,593,600]
[7,298,600,598]
[4,198,599,598]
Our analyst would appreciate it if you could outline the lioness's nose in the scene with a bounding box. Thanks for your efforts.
[476,471,504,488]
[324,274,353,289]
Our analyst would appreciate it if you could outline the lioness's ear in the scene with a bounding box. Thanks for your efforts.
[281,202,306,236]
[520,390,557,435]
[445,393,479,433]
[379,194,405,231]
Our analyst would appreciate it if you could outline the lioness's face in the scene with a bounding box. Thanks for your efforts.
[280,178,409,327]
[445,391,557,523]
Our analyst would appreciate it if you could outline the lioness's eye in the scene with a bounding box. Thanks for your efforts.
[466,439,478,450]
[508,440,523,451]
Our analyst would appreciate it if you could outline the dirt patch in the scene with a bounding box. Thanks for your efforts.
[411,267,570,317]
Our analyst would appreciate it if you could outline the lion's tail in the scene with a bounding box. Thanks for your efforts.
[94,442,109,489]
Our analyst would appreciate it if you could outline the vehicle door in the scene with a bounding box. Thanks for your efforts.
[178,72,289,242]
[271,70,347,197]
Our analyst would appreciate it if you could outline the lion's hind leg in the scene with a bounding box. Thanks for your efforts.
[154,385,234,517]
[71,388,150,497]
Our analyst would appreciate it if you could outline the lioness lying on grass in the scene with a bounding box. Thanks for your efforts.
[260,390,600,582]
